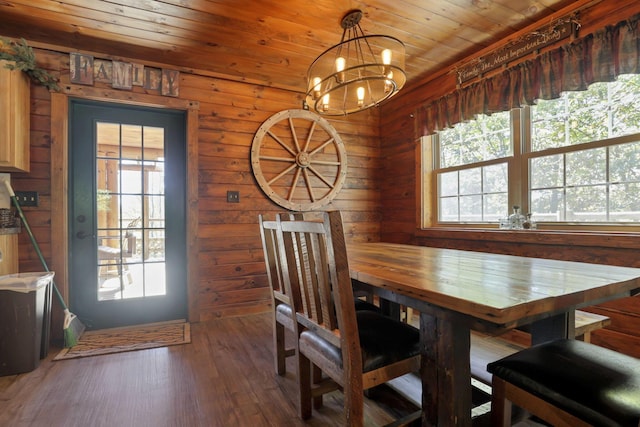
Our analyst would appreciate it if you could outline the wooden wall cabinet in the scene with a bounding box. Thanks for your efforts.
[0,60,30,172]
[0,233,19,275]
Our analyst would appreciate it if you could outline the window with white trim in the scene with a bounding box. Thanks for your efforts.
[427,74,640,226]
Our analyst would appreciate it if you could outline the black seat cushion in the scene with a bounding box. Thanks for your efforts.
[299,310,420,373]
[275,298,380,325]
[487,339,640,427]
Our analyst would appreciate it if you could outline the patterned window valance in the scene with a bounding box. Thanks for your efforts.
[419,13,640,136]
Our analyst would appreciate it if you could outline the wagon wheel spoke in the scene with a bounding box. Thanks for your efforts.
[309,160,341,166]
[309,137,335,155]
[289,117,302,153]
[268,163,298,186]
[307,165,336,189]
[302,168,316,202]
[260,155,295,162]
[287,167,302,201]
[267,130,297,157]
[303,121,317,153]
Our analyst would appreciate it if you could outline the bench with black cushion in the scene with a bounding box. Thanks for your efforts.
[487,339,640,427]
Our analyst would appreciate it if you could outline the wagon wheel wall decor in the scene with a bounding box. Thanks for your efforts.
[251,109,347,211]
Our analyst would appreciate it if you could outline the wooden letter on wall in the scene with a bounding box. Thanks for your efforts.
[70,53,94,85]
[112,61,133,90]
[162,69,180,97]
[144,68,162,90]
[132,63,145,86]
[94,59,112,83]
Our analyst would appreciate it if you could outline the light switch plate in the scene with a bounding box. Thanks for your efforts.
[227,190,240,203]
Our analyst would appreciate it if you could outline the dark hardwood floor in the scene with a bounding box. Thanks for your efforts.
[0,312,420,427]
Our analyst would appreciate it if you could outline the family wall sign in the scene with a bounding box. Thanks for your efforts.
[69,52,180,97]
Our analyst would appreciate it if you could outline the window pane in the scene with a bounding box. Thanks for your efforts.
[439,111,510,168]
[483,163,508,193]
[121,167,142,194]
[566,185,607,222]
[531,98,568,151]
[530,155,563,189]
[146,195,165,229]
[566,89,608,144]
[439,197,458,222]
[610,75,640,137]
[121,195,142,228]
[610,183,640,222]
[610,141,640,182]
[566,148,606,186]
[144,263,166,296]
[142,126,164,161]
[531,189,564,221]
[148,229,165,261]
[439,132,462,167]
[460,168,481,195]
[121,125,142,160]
[439,171,458,197]
[460,195,481,222]
[484,193,508,221]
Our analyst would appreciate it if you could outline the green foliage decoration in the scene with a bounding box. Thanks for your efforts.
[0,37,60,91]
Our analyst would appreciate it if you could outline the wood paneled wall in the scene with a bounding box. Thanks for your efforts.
[378,0,640,357]
[8,46,381,325]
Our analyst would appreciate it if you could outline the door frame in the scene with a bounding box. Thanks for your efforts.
[50,85,200,328]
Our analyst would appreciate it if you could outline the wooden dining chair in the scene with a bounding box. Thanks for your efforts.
[487,338,640,427]
[275,210,421,425]
[259,212,381,376]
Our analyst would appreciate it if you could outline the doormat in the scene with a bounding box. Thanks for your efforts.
[53,319,190,360]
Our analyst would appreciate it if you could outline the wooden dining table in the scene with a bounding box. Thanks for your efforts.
[347,242,640,426]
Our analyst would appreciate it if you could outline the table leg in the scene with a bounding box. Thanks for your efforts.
[379,298,402,321]
[420,311,472,426]
[530,310,575,345]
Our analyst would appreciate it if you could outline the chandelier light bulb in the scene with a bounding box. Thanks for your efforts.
[385,71,394,93]
[382,49,392,75]
[312,76,322,99]
[382,49,392,64]
[322,93,330,112]
[335,57,346,83]
[357,86,365,106]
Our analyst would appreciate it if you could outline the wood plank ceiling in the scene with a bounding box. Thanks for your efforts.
[0,0,578,93]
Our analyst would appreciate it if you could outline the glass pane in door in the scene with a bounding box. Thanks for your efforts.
[96,122,166,301]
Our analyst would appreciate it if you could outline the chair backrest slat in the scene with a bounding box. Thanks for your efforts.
[258,216,289,305]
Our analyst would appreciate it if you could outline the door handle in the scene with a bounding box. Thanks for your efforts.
[76,231,90,239]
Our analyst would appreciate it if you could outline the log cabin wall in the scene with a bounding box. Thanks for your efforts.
[379,0,640,358]
[7,45,381,325]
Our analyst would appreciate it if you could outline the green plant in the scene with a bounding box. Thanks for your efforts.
[0,37,60,91]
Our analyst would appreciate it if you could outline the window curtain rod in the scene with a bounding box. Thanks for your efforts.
[420,12,640,136]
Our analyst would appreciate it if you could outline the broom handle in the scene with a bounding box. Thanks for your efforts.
[2,179,69,310]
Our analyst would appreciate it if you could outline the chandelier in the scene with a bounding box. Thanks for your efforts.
[305,10,406,116]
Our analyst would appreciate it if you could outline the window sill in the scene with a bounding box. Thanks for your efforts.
[415,226,640,250]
